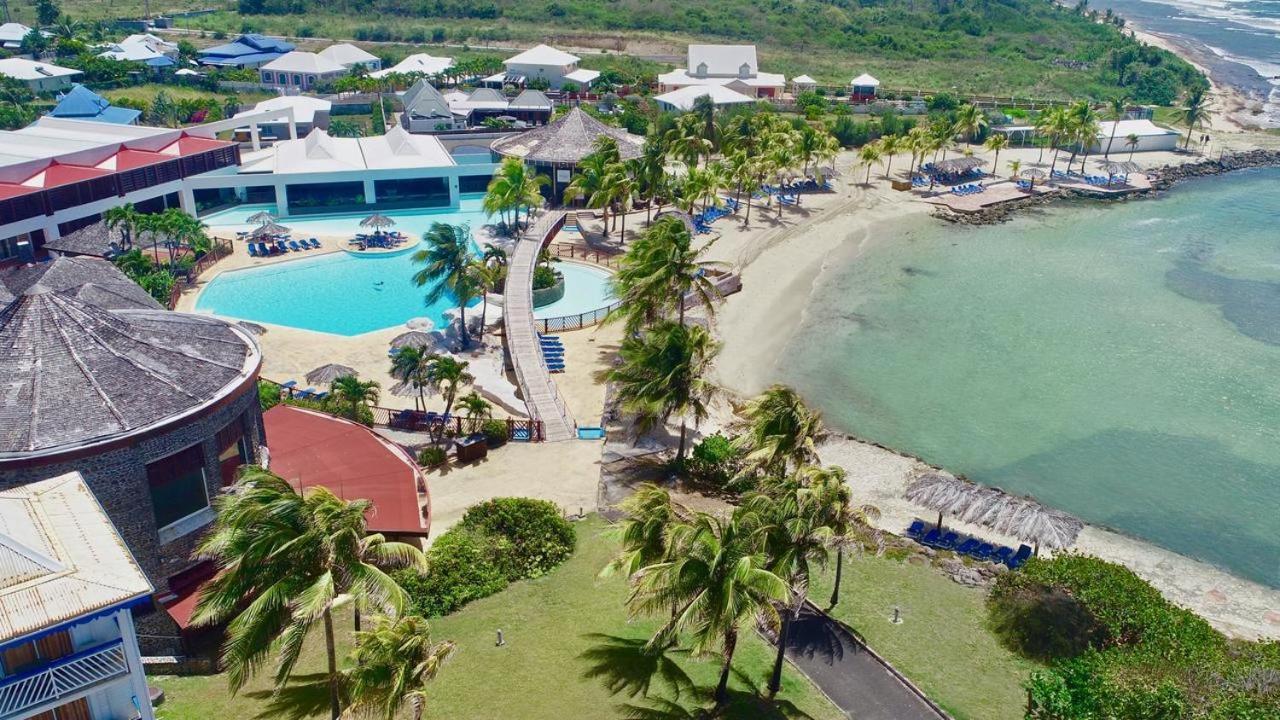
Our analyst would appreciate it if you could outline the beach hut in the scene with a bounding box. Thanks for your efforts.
[904,473,1084,551]
[850,73,880,102]
[361,213,396,231]
[306,363,358,385]
[791,75,817,94]
[491,108,645,202]
[251,221,291,238]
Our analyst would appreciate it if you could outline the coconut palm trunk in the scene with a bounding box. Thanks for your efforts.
[830,550,844,606]
[323,608,339,719]
[768,600,800,698]
[714,627,739,707]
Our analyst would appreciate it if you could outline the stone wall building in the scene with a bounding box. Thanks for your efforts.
[0,257,265,655]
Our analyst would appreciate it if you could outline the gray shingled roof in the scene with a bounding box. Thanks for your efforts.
[402,79,453,120]
[509,89,553,111]
[0,258,259,457]
[41,222,124,259]
[490,108,645,164]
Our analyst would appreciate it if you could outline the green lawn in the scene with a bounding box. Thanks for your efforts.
[808,550,1039,720]
[152,516,842,720]
[103,84,273,107]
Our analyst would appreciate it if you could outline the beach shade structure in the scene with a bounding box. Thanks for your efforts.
[1021,168,1047,190]
[305,363,358,386]
[246,210,276,225]
[931,157,987,175]
[251,222,291,238]
[360,213,396,232]
[405,317,436,331]
[904,472,1084,551]
[1100,160,1142,184]
[390,330,437,350]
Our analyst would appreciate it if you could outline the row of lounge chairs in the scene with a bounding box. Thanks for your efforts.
[763,178,833,195]
[350,232,408,251]
[906,520,1033,569]
[540,334,565,373]
[389,409,453,430]
[693,204,732,234]
[950,183,986,196]
[280,380,328,400]
[248,237,321,257]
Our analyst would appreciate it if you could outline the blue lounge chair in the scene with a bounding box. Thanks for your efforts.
[938,531,959,550]
[247,244,260,258]
[922,528,943,547]
[308,238,321,249]
[281,380,297,389]
[288,240,304,252]
[275,240,289,254]
[906,520,926,539]
[993,546,1014,564]
[974,543,994,560]
[956,538,980,556]
[1007,544,1033,569]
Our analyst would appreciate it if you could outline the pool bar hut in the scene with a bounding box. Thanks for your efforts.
[490,108,644,203]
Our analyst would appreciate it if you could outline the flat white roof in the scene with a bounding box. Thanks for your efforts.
[0,117,179,175]
[0,22,31,44]
[0,57,81,81]
[563,68,600,84]
[318,42,378,66]
[1096,119,1179,138]
[793,75,817,85]
[261,50,346,75]
[237,95,332,125]
[505,44,579,67]
[654,84,757,111]
[359,126,454,169]
[0,472,152,642]
[370,53,454,78]
[687,44,758,76]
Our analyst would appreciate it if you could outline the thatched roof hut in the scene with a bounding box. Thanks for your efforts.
[931,157,986,174]
[904,472,1084,550]
[491,108,645,166]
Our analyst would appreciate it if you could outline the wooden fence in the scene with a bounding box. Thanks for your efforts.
[165,237,234,309]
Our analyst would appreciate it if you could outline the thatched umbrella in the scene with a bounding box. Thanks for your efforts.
[251,222,291,238]
[932,157,987,174]
[1021,168,1047,191]
[246,210,276,225]
[904,473,1083,551]
[390,330,436,350]
[305,363,357,385]
[360,213,396,231]
[405,317,436,331]
[1100,160,1142,184]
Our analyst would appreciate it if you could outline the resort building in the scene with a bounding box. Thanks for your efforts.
[0,117,240,260]
[400,80,465,131]
[234,95,331,141]
[0,57,81,93]
[0,472,156,720]
[185,125,499,215]
[400,81,552,132]
[657,44,785,98]
[0,256,265,654]
[370,52,453,79]
[49,84,142,125]
[654,84,757,112]
[493,44,599,90]
[0,22,32,50]
[197,33,295,70]
[492,107,644,202]
[1090,119,1181,153]
[506,89,555,125]
[317,42,381,72]
[850,73,881,102]
[259,51,347,90]
[98,33,179,69]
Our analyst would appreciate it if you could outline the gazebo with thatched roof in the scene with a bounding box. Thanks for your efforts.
[904,472,1084,552]
[490,107,645,202]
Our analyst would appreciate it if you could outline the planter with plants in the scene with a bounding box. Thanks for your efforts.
[531,265,565,308]
[416,445,448,469]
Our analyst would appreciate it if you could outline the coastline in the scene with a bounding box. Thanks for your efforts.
[706,151,1280,641]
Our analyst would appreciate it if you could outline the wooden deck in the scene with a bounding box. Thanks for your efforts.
[503,211,576,442]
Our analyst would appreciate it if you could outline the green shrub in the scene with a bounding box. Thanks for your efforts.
[459,498,575,581]
[686,433,742,487]
[532,265,560,290]
[481,418,508,447]
[417,446,447,467]
[258,381,281,411]
[394,527,506,617]
[988,576,1100,661]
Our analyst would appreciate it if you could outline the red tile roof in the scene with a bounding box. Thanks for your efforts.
[171,135,232,156]
[25,162,112,188]
[263,405,431,536]
[0,183,37,200]
[111,149,174,171]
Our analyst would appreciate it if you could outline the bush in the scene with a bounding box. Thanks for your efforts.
[988,578,1100,661]
[532,265,560,290]
[481,418,508,447]
[459,498,575,581]
[258,381,281,411]
[394,527,506,617]
[417,446,447,467]
[686,433,742,487]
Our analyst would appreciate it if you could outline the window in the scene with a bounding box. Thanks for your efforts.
[292,74,301,86]
[145,444,211,532]
[217,419,250,486]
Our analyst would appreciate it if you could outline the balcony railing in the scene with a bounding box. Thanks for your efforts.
[0,639,129,720]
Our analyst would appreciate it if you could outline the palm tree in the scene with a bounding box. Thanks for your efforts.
[858,142,882,185]
[1033,109,1058,164]
[879,135,903,180]
[456,391,491,419]
[604,321,718,461]
[631,142,669,226]
[469,259,501,339]
[628,509,787,707]
[390,346,433,411]
[330,375,380,422]
[192,469,425,719]
[984,134,1009,178]
[734,385,828,479]
[1125,132,1141,162]
[611,214,724,329]
[483,157,547,233]
[953,103,988,145]
[412,223,480,349]
[1009,158,1022,180]
[664,113,714,169]
[602,483,684,580]
[1103,96,1129,158]
[1044,107,1072,178]
[426,355,472,416]
[1181,87,1210,150]
[564,150,620,239]
[103,204,139,251]
[1066,100,1101,174]
[798,465,879,608]
[344,614,455,720]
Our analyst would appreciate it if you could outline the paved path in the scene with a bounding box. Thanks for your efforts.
[503,212,576,442]
[781,605,944,720]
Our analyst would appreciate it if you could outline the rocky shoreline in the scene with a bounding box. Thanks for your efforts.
[935,148,1280,225]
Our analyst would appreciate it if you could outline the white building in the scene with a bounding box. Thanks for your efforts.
[657,45,785,98]
[0,472,156,720]
[1091,119,1181,153]
[791,75,817,94]
[235,95,332,140]
[654,84,757,112]
[259,51,347,90]
[497,44,598,89]
[370,52,454,79]
[0,22,33,49]
[0,57,82,93]
[98,33,179,67]
[318,43,381,72]
[850,73,880,101]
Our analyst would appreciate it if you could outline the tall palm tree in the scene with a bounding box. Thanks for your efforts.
[1066,100,1101,173]
[630,143,668,226]
[879,135,903,180]
[601,483,684,580]
[1033,109,1057,164]
[564,150,621,239]
[604,321,719,461]
[483,157,548,232]
[412,223,479,349]
[469,258,501,339]
[192,469,425,720]
[953,103,988,145]
[426,355,472,416]
[390,346,433,411]
[629,509,787,707]
[1125,132,1141,162]
[858,142,882,185]
[330,375,380,422]
[1044,107,1072,178]
[1181,87,1210,150]
[798,465,880,608]
[734,385,828,479]
[344,614,455,720]
[984,133,1009,178]
[103,204,139,251]
[664,113,714,169]
[1102,96,1129,159]
[456,391,491,419]
[611,215,724,330]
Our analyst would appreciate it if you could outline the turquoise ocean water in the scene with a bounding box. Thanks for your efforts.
[779,167,1280,587]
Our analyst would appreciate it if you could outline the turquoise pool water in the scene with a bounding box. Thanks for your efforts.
[202,194,489,238]
[781,167,1280,587]
[534,262,616,320]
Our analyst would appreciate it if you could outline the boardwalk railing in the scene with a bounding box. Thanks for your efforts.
[544,241,622,269]
[166,237,234,309]
[535,300,623,334]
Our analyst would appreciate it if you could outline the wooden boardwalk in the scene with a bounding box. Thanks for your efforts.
[503,211,576,442]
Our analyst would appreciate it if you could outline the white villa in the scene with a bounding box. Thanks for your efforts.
[657,44,785,98]
[792,75,817,94]
[0,472,156,720]
[98,33,179,67]
[1091,119,1181,153]
[370,52,454,79]
[259,51,347,90]
[235,95,333,140]
[654,84,757,112]
[0,22,32,49]
[0,57,81,93]
[491,44,599,89]
[318,42,381,72]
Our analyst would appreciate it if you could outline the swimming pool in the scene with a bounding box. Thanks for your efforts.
[201,194,490,239]
[535,262,616,320]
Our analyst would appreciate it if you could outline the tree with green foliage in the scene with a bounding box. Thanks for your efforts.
[858,142,882,185]
[412,222,480,349]
[483,157,549,233]
[734,385,828,480]
[610,214,723,330]
[983,133,1009,178]
[330,374,380,422]
[102,204,139,251]
[390,346,433,410]
[953,103,988,145]
[1181,87,1211,149]
[36,0,61,26]
[1102,96,1130,158]
[344,614,455,720]
[192,468,426,720]
[456,391,492,419]
[425,355,472,416]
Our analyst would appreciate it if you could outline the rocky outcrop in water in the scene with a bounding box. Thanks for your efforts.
[1146,149,1280,190]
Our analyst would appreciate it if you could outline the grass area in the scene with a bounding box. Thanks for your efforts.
[103,84,274,106]
[807,550,1039,720]
[152,516,842,720]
